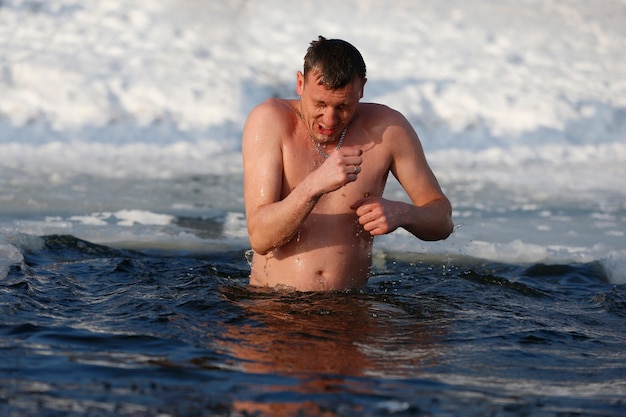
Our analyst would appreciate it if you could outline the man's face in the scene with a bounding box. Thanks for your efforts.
[297,70,365,145]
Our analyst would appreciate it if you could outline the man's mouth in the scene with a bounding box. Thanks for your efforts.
[318,125,335,136]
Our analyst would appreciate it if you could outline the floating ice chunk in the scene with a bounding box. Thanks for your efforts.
[113,209,175,226]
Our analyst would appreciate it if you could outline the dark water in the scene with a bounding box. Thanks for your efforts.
[1,235,625,416]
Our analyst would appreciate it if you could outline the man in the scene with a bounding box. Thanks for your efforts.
[242,36,453,291]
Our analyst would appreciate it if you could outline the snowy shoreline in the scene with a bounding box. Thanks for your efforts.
[1,0,625,283]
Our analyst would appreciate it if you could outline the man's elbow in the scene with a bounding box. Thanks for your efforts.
[421,203,454,241]
[247,225,279,256]
[436,205,455,240]
[439,217,455,240]
[421,220,453,241]
[250,245,272,256]
[247,234,272,256]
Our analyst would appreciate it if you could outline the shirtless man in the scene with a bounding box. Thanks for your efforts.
[242,36,453,291]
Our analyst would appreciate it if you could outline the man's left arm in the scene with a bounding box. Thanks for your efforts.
[352,110,453,240]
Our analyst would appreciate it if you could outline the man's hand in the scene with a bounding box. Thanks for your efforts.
[314,148,363,195]
[351,195,454,240]
[350,196,400,236]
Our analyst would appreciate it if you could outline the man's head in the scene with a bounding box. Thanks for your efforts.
[296,37,367,144]
[302,36,367,89]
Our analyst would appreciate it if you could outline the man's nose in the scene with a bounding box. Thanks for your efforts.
[322,108,339,127]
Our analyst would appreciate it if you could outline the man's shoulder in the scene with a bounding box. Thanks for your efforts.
[359,102,401,116]
[244,98,298,138]
[252,98,297,118]
[356,103,419,148]
[357,102,407,126]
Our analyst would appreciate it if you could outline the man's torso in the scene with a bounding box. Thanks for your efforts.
[249,101,394,291]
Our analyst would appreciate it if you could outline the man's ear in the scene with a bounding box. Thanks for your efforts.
[360,78,367,98]
[296,71,305,96]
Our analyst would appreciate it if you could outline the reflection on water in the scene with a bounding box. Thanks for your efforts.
[219,286,448,415]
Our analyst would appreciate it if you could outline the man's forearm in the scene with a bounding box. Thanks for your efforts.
[247,184,322,255]
[402,198,454,241]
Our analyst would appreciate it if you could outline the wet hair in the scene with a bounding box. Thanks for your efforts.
[303,36,366,89]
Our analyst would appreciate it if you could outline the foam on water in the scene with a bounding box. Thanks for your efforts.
[1,0,625,283]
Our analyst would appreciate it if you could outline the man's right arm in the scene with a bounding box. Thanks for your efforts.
[242,101,320,255]
[243,100,365,255]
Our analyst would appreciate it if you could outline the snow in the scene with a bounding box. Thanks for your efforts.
[1,0,625,282]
